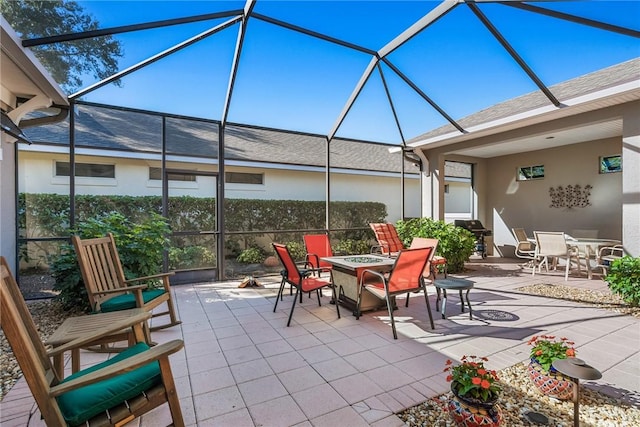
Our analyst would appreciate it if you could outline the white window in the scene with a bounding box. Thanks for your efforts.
[225,172,263,185]
[517,165,544,181]
[149,167,196,182]
[55,162,115,178]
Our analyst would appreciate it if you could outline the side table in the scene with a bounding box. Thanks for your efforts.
[46,308,150,378]
[433,278,474,319]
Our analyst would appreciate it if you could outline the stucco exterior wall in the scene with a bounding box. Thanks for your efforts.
[445,181,472,214]
[486,137,622,257]
[17,151,420,224]
[0,139,17,269]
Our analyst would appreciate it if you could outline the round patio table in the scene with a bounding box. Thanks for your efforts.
[433,278,474,320]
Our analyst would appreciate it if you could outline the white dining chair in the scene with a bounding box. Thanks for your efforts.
[512,227,537,267]
[532,231,581,281]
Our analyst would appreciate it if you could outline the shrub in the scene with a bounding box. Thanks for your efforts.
[605,256,640,306]
[395,218,476,273]
[334,238,371,255]
[236,247,265,264]
[284,241,306,261]
[169,246,216,270]
[51,212,170,311]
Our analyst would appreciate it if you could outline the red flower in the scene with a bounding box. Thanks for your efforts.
[566,348,576,357]
[446,375,453,382]
[477,369,487,375]
[445,359,453,365]
[535,350,543,356]
[481,379,491,389]
[472,377,482,385]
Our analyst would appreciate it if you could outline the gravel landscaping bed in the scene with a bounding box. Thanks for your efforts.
[399,362,640,426]
[517,283,640,319]
[0,300,81,400]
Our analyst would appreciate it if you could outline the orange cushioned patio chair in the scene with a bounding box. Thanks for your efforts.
[357,246,435,339]
[370,223,448,277]
[0,256,185,427]
[303,234,334,273]
[273,243,340,327]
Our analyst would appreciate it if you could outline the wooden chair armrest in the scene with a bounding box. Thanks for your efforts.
[125,272,175,284]
[50,340,184,397]
[92,285,147,295]
[46,311,152,357]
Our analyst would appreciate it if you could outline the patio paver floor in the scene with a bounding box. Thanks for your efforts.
[1,257,638,426]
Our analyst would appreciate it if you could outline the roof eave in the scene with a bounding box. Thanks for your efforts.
[408,80,640,151]
[1,16,69,112]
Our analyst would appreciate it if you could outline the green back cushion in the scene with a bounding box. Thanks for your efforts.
[100,289,165,312]
[57,342,161,426]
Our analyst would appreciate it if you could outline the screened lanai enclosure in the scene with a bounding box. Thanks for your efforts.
[3,0,638,291]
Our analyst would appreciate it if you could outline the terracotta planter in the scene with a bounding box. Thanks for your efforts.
[527,358,574,400]
[263,256,280,267]
[449,383,502,427]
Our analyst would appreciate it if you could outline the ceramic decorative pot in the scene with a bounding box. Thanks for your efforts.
[448,383,502,427]
[527,358,574,400]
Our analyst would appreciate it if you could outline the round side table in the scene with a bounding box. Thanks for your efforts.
[433,278,474,319]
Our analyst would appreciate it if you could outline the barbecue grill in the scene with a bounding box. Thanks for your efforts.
[455,220,492,258]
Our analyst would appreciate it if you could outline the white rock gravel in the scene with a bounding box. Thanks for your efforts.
[0,300,79,400]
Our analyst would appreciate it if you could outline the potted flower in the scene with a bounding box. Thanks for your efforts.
[444,355,503,426]
[527,335,576,400]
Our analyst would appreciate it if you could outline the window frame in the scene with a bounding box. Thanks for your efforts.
[516,165,545,181]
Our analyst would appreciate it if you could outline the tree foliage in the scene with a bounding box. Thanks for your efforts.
[1,0,123,92]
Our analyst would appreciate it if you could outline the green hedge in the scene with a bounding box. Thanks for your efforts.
[19,194,386,265]
[19,194,386,235]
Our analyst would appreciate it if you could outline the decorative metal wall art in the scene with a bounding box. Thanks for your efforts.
[549,184,592,209]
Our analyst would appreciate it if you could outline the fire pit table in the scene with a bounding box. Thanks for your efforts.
[320,254,395,315]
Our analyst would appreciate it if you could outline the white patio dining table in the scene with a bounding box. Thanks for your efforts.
[565,236,622,279]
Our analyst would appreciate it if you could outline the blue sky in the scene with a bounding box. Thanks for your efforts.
[75,1,640,143]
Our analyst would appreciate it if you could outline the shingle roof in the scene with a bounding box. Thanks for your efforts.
[24,104,419,175]
[408,57,640,143]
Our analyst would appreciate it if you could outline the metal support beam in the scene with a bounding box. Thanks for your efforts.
[382,58,465,133]
[218,123,226,280]
[328,0,461,141]
[328,56,378,141]
[376,63,406,145]
[325,136,331,232]
[70,16,242,99]
[252,13,376,56]
[378,0,461,58]
[466,1,561,107]
[22,10,244,47]
[221,0,255,126]
[504,2,640,39]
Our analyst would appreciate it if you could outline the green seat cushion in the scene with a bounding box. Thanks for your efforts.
[57,342,161,426]
[100,288,166,312]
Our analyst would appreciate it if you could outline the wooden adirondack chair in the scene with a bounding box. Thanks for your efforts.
[0,256,185,427]
[72,233,181,339]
